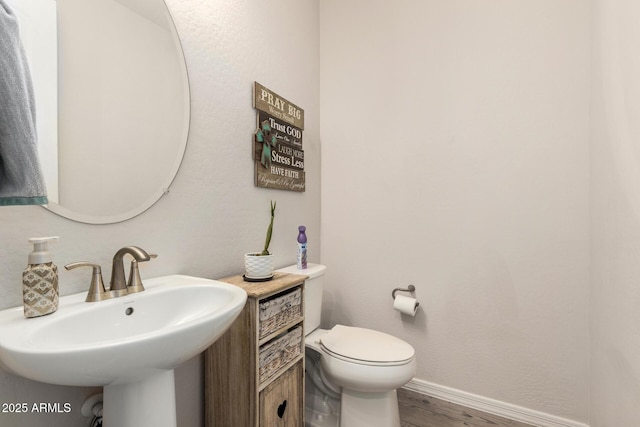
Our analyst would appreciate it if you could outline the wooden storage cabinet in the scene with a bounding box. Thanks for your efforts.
[205,273,307,427]
[260,362,303,426]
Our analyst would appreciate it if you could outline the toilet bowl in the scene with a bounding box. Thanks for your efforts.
[275,264,416,427]
[306,327,415,427]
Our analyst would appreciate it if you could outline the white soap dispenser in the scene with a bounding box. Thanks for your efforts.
[23,236,59,318]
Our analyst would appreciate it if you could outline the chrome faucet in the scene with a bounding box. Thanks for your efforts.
[65,246,156,301]
[126,253,158,294]
[110,246,152,297]
[65,262,112,302]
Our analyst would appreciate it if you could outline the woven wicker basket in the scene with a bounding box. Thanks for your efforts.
[259,326,303,382]
[259,288,302,339]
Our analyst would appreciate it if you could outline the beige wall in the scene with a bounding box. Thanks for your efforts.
[0,0,320,425]
[320,0,591,424]
[590,0,640,425]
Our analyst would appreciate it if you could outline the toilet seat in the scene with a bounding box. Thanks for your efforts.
[320,325,415,366]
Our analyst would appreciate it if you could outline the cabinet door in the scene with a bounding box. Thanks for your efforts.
[259,361,303,426]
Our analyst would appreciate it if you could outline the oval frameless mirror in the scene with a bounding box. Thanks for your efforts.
[11,0,190,224]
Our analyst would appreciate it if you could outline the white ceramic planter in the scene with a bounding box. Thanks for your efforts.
[244,253,274,279]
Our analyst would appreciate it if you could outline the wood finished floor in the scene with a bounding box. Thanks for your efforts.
[398,389,535,427]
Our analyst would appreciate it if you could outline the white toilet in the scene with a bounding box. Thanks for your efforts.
[276,264,416,427]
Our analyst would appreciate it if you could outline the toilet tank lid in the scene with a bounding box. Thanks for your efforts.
[320,325,415,364]
[275,263,326,279]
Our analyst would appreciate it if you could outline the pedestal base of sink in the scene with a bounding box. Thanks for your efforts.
[103,370,177,427]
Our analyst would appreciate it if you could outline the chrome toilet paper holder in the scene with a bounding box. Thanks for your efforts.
[391,285,419,307]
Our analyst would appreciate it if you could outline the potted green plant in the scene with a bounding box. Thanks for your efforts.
[244,200,276,280]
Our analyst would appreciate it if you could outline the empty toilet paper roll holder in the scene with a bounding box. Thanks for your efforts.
[391,285,419,307]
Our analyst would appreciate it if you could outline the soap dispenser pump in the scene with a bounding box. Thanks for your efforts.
[23,236,59,318]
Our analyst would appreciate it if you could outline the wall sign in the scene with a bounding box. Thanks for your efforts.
[257,111,302,147]
[254,82,304,129]
[253,82,305,192]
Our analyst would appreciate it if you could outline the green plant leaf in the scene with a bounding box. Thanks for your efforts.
[261,200,276,255]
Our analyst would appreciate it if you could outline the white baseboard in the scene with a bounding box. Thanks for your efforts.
[402,378,589,427]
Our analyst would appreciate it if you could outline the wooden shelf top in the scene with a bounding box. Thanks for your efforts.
[217,272,308,298]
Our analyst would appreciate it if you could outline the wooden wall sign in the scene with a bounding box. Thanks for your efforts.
[253,82,305,192]
[254,82,304,130]
[258,111,303,147]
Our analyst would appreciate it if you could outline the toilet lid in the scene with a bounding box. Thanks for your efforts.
[320,325,414,364]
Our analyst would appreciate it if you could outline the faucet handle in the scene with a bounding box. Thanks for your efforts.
[65,262,112,302]
[127,253,157,294]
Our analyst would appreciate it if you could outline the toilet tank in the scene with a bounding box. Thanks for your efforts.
[275,263,326,335]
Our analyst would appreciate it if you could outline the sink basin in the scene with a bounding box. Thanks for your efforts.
[0,274,246,427]
[0,274,246,386]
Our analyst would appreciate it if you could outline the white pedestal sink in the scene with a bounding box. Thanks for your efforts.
[0,275,247,427]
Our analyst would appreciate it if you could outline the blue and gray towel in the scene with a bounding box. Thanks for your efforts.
[0,0,48,206]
